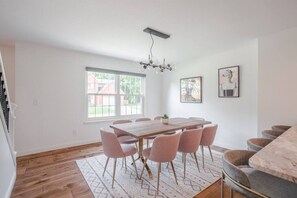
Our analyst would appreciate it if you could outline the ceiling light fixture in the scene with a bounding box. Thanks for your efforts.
[140,28,173,73]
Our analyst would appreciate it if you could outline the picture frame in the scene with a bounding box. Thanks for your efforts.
[218,66,240,98]
[180,76,202,103]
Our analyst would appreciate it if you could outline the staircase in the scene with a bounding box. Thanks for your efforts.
[0,52,17,163]
[0,52,17,198]
[0,72,10,131]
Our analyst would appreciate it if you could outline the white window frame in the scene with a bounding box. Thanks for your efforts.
[85,67,146,122]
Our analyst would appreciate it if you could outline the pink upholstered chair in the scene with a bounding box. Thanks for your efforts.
[185,117,205,130]
[135,118,156,147]
[154,116,162,120]
[135,117,151,122]
[154,116,176,135]
[113,120,139,149]
[140,133,181,193]
[100,129,139,188]
[189,117,205,120]
[200,124,218,168]
[178,128,203,178]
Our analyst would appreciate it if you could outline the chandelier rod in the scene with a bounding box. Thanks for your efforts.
[149,32,154,61]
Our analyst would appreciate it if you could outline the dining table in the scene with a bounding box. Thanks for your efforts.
[110,117,211,177]
[249,125,297,183]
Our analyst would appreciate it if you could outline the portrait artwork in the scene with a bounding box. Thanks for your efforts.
[218,66,239,97]
[180,76,202,103]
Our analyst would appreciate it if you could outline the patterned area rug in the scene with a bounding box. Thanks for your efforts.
[76,150,222,198]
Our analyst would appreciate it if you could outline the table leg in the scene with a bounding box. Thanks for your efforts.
[138,138,153,178]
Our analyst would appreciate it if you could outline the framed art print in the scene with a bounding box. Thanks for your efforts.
[218,66,239,97]
[180,76,202,103]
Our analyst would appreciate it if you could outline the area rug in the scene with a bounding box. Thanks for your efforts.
[76,150,222,198]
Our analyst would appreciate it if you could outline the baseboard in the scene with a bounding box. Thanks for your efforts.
[17,139,100,157]
[5,170,16,198]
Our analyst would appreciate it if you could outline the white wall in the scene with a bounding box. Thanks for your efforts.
[13,27,297,155]
[162,40,258,149]
[0,119,15,198]
[258,28,297,133]
[15,42,162,156]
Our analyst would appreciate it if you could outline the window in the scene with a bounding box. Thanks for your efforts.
[86,67,145,119]
[120,75,143,115]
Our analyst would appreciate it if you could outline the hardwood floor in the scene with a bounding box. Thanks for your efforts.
[12,143,244,198]
[194,179,244,198]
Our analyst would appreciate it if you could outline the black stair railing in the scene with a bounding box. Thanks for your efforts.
[0,72,9,131]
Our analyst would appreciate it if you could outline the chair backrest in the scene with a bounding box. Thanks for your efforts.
[200,124,218,146]
[112,119,132,137]
[149,133,181,162]
[178,128,203,153]
[135,118,151,122]
[261,130,283,140]
[189,117,205,121]
[154,116,162,120]
[185,117,205,129]
[247,138,272,152]
[223,150,255,188]
[271,125,291,132]
[100,129,123,158]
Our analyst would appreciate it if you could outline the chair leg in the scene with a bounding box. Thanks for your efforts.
[157,163,161,194]
[102,157,110,177]
[208,146,214,162]
[131,155,139,179]
[135,142,139,152]
[170,161,178,185]
[230,189,234,198]
[167,162,169,168]
[183,153,187,178]
[112,158,117,188]
[182,152,185,163]
[193,152,200,172]
[201,146,205,168]
[125,157,127,171]
[140,158,148,179]
[122,158,124,168]
[147,139,149,148]
[221,172,225,198]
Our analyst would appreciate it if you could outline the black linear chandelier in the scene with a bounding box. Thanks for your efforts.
[140,28,173,73]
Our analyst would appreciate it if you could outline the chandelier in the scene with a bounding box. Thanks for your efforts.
[140,28,173,73]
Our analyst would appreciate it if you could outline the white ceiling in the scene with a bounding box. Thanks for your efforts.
[0,0,297,63]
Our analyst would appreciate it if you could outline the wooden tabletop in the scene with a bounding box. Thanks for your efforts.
[110,118,211,138]
[249,125,297,183]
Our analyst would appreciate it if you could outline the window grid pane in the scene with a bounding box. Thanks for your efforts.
[87,71,116,94]
[119,95,142,116]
